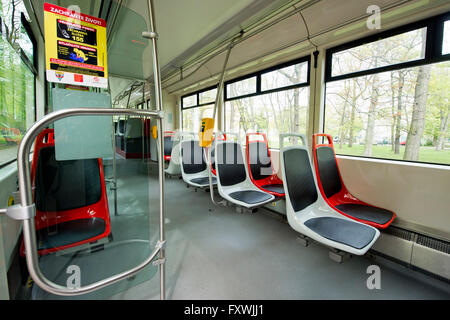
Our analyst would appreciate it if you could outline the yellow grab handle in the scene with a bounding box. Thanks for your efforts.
[199,118,215,147]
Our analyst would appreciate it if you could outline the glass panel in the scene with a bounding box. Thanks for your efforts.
[331,28,427,77]
[225,87,310,148]
[261,61,308,91]
[0,33,35,166]
[31,115,160,300]
[443,20,450,55]
[325,61,450,165]
[53,89,113,161]
[226,76,257,99]
[199,88,217,105]
[182,104,215,132]
[182,94,197,108]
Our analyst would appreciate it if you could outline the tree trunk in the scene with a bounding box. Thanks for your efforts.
[436,108,449,151]
[403,65,432,160]
[348,80,357,148]
[390,72,396,151]
[394,71,404,154]
[292,88,300,133]
[363,74,379,156]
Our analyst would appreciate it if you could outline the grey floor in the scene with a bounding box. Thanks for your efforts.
[33,160,450,300]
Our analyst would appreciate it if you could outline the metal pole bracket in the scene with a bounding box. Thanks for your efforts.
[6,204,36,220]
[152,257,166,266]
[155,240,167,250]
[142,31,158,39]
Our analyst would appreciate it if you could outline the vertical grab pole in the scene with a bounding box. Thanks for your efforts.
[208,38,237,205]
[145,0,165,301]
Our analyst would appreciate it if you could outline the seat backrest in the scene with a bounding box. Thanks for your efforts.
[181,140,206,174]
[315,146,342,198]
[118,119,125,135]
[125,118,143,138]
[35,146,102,212]
[282,147,318,212]
[216,142,247,187]
[248,141,273,180]
[164,136,174,156]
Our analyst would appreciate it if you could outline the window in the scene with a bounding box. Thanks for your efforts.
[330,28,426,78]
[226,76,257,99]
[182,94,197,108]
[225,57,310,147]
[0,1,36,167]
[325,14,450,165]
[181,86,218,131]
[199,88,217,105]
[261,61,308,91]
[443,20,450,55]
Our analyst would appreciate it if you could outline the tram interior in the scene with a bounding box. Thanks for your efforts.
[0,0,449,300]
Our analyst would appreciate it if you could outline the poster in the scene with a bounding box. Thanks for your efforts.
[44,3,108,88]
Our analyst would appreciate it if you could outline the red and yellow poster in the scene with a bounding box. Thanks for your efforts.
[44,3,108,88]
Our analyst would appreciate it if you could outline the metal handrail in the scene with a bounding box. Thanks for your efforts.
[9,107,165,296]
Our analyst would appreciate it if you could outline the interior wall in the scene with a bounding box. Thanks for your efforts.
[0,164,22,300]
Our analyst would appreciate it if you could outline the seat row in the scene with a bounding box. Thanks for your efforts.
[166,132,396,256]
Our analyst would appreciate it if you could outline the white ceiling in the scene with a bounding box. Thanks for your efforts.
[26,0,450,98]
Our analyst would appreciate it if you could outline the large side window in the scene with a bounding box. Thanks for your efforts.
[324,14,450,165]
[181,87,217,132]
[224,57,310,148]
[0,1,36,167]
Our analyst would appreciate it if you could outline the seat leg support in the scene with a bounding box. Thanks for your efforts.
[329,249,351,264]
[296,235,310,247]
[235,206,257,214]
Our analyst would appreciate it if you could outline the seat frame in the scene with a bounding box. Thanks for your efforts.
[312,133,396,229]
[215,141,275,209]
[245,132,285,197]
[280,134,379,255]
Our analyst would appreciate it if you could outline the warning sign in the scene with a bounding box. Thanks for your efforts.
[44,3,108,88]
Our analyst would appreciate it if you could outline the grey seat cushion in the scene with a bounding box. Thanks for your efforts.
[261,184,284,194]
[304,217,376,249]
[37,218,106,250]
[335,204,394,225]
[229,190,272,205]
[190,177,216,186]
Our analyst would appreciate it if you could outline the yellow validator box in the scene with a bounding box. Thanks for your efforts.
[199,118,215,147]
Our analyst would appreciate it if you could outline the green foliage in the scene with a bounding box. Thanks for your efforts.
[0,0,35,154]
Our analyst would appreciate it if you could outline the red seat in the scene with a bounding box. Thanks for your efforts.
[312,133,396,229]
[164,131,175,161]
[21,129,111,256]
[211,133,227,176]
[245,133,284,197]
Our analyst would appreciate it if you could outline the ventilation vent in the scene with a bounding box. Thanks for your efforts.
[416,235,450,254]
[383,226,414,241]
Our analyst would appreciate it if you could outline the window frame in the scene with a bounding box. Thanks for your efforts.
[181,85,218,130]
[323,12,450,167]
[224,56,311,102]
[325,12,450,83]
[223,56,311,148]
[181,84,218,110]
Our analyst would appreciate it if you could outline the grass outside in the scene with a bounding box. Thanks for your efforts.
[334,144,450,165]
